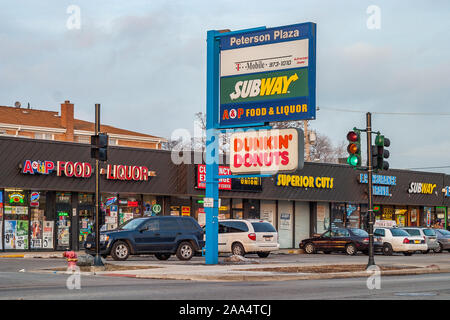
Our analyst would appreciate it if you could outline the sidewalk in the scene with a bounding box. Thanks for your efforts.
[0,249,302,259]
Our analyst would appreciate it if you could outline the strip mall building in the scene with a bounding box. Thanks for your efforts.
[1,136,449,252]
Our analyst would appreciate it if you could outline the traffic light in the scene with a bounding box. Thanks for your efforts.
[375,134,390,170]
[91,133,108,161]
[346,130,361,167]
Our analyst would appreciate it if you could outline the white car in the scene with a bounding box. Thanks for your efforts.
[216,219,279,258]
[374,227,427,256]
[401,227,440,253]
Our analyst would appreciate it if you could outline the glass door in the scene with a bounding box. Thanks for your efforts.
[56,192,72,250]
[78,193,95,248]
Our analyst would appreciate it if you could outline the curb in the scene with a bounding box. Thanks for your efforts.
[130,266,450,282]
[0,254,25,258]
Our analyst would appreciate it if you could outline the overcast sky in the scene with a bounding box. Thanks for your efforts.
[1,0,449,173]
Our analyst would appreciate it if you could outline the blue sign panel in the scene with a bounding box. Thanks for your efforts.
[218,22,316,127]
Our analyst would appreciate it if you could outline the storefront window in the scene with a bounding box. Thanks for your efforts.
[408,207,419,227]
[330,203,345,229]
[56,192,72,250]
[434,207,446,229]
[395,207,407,227]
[316,203,330,234]
[218,198,231,220]
[4,189,29,250]
[232,199,243,219]
[143,195,162,217]
[118,194,142,225]
[345,203,360,228]
[382,206,395,221]
[30,191,50,250]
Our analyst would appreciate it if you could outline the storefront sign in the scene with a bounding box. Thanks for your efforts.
[103,164,156,181]
[374,220,396,228]
[181,206,191,216]
[443,186,450,197]
[359,174,396,197]
[22,160,155,182]
[276,174,334,189]
[8,192,25,204]
[197,165,263,192]
[152,204,162,214]
[30,192,40,207]
[230,128,303,174]
[407,182,437,195]
[22,160,55,175]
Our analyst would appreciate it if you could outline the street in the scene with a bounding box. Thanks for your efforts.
[0,253,449,300]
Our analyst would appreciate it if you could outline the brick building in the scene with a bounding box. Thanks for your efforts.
[0,100,166,149]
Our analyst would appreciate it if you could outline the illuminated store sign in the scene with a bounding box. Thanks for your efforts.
[196,164,262,192]
[408,182,436,195]
[276,174,334,189]
[21,160,155,182]
[359,174,396,197]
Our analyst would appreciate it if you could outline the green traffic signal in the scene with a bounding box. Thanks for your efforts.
[346,130,361,167]
[347,154,361,166]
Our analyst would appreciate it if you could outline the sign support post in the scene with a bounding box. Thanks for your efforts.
[205,30,220,265]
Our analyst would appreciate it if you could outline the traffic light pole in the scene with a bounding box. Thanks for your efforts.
[366,112,376,268]
[94,104,104,267]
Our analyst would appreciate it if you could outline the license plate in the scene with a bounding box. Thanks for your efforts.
[414,240,420,244]
[265,238,271,241]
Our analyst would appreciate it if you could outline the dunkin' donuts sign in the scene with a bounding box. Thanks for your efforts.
[21,160,155,181]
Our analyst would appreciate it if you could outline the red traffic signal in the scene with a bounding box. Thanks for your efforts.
[347,131,358,142]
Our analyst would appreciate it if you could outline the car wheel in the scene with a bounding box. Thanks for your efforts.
[345,243,357,256]
[382,243,393,256]
[176,241,194,261]
[403,252,413,256]
[257,252,270,258]
[434,243,443,254]
[231,242,246,257]
[155,253,171,261]
[304,242,315,254]
[111,241,130,261]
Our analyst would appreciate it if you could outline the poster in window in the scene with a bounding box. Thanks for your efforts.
[4,220,17,249]
[261,209,274,225]
[16,221,29,250]
[43,221,54,249]
[280,213,291,230]
[31,221,43,249]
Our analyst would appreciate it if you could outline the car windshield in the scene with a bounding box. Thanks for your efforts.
[349,229,368,237]
[423,229,436,236]
[390,228,410,237]
[403,229,421,236]
[251,222,276,232]
[119,218,147,230]
[438,229,450,236]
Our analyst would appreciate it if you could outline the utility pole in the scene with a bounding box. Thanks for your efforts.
[94,104,104,267]
[366,112,375,268]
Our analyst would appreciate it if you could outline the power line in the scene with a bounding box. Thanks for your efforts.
[319,106,450,116]
[406,166,450,170]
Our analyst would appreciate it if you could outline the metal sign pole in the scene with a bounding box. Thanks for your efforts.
[205,30,220,265]
[94,104,104,267]
[366,112,375,268]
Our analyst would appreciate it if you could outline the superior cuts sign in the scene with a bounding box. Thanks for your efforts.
[230,128,304,174]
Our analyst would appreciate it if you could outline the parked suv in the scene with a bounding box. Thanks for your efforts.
[84,216,205,261]
[214,219,279,257]
[374,227,426,256]
[401,227,439,253]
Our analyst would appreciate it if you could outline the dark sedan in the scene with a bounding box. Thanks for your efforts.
[299,228,383,255]
[434,229,450,253]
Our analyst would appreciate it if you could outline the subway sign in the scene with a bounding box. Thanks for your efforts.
[408,182,437,195]
[359,174,396,197]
